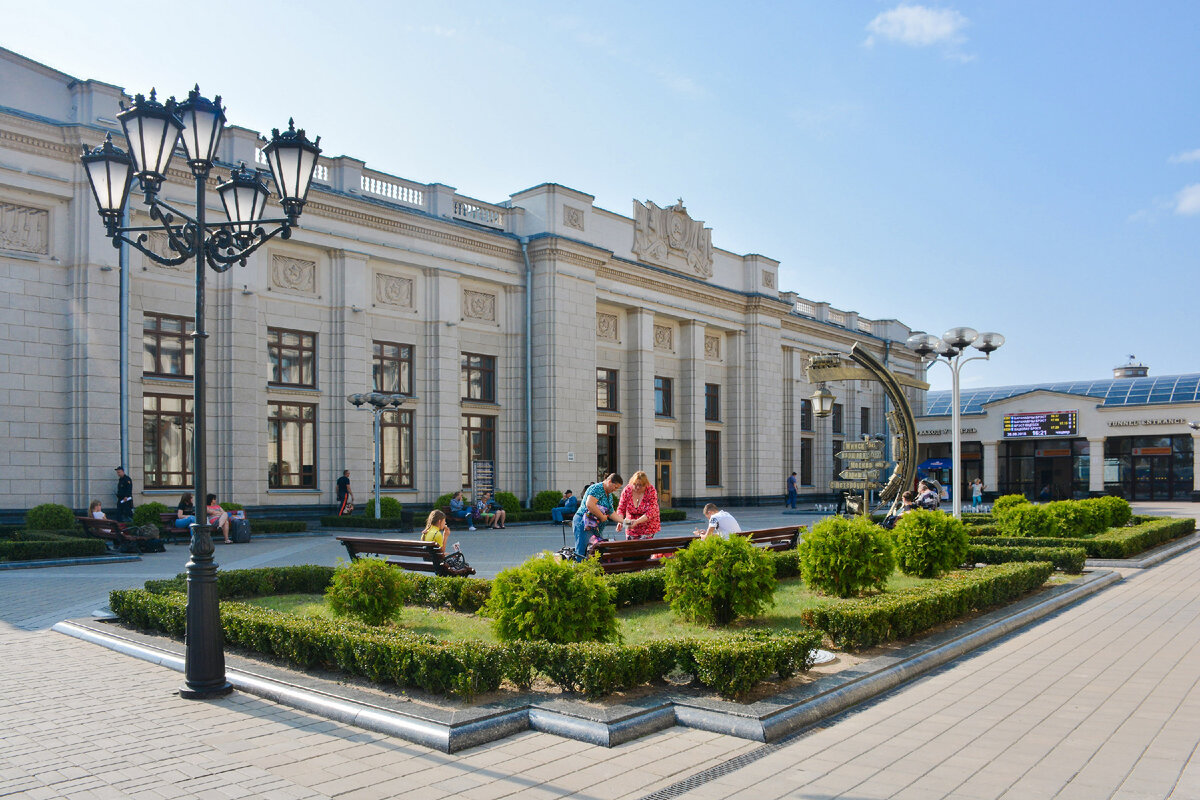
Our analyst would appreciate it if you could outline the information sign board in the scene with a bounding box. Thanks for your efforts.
[1002,410,1077,439]
[471,460,494,497]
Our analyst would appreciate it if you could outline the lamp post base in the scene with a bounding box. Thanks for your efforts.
[179,681,234,700]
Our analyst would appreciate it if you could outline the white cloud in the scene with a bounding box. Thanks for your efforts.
[865,5,968,49]
[1174,184,1200,215]
[1169,149,1200,164]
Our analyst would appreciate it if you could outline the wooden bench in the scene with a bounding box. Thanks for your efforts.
[735,525,802,551]
[77,516,161,553]
[590,535,697,574]
[159,512,192,544]
[336,536,476,577]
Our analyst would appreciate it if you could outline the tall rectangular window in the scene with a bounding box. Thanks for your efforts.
[860,406,871,436]
[800,438,813,486]
[831,403,844,434]
[597,368,619,411]
[381,409,414,488]
[143,313,194,377]
[143,393,193,488]
[461,353,496,402]
[800,398,813,431]
[705,383,720,421]
[597,422,619,481]
[654,376,673,417]
[267,328,317,388]
[268,402,316,488]
[373,341,413,395]
[705,430,721,486]
[461,414,496,487]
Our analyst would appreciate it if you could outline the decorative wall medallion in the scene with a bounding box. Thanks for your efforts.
[0,202,49,255]
[597,312,619,342]
[271,255,317,295]
[374,273,413,308]
[654,324,674,351]
[705,334,721,360]
[462,290,496,322]
[563,204,585,231]
[762,269,776,289]
[632,199,714,278]
[142,232,187,270]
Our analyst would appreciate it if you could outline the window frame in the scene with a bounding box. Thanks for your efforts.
[597,368,619,411]
[654,376,673,418]
[461,414,496,488]
[267,327,317,388]
[705,430,721,487]
[142,392,193,489]
[800,398,813,431]
[268,401,317,489]
[704,383,721,422]
[380,409,415,488]
[461,353,497,403]
[373,340,414,395]
[143,312,194,378]
[597,421,619,482]
[831,403,844,434]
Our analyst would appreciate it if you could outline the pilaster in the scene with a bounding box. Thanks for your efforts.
[625,308,655,480]
[983,440,1000,495]
[678,320,706,501]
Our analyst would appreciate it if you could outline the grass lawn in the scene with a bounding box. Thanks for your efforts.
[242,569,941,644]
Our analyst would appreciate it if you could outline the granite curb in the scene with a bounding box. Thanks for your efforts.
[54,567,1121,753]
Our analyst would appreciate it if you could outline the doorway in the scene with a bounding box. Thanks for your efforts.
[654,448,673,507]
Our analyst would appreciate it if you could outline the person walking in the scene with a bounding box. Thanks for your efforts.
[572,473,625,561]
[335,470,354,516]
[616,471,660,540]
[786,471,798,509]
[971,478,984,509]
[114,466,134,523]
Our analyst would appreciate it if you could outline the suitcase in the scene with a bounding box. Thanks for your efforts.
[231,518,251,543]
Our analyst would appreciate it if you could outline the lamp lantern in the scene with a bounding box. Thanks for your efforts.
[974,332,1006,354]
[811,384,836,418]
[261,119,322,222]
[80,135,133,227]
[177,86,226,175]
[216,164,271,234]
[117,89,183,199]
[942,327,978,350]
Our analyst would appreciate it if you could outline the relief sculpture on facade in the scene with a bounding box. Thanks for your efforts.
[632,199,713,278]
[0,202,49,255]
[654,323,674,351]
[374,273,413,308]
[271,255,317,294]
[597,312,619,342]
[462,290,497,322]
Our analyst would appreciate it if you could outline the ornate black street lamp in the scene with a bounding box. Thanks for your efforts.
[81,86,321,699]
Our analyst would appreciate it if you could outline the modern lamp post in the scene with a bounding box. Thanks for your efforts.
[347,393,409,518]
[906,327,1005,518]
[81,87,321,699]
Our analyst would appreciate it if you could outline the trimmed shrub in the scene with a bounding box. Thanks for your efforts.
[961,513,995,526]
[663,534,776,626]
[1045,501,1103,536]
[0,532,108,562]
[249,520,307,533]
[660,509,688,522]
[972,517,1194,558]
[992,494,1030,517]
[433,492,456,509]
[325,557,411,626]
[997,504,1064,538]
[967,544,1086,574]
[320,516,407,530]
[363,497,403,519]
[1097,495,1132,527]
[494,492,521,514]
[26,503,77,532]
[132,502,171,528]
[487,554,619,643]
[799,515,895,598]
[802,561,1055,650]
[532,490,564,512]
[220,501,244,512]
[892,510,969,578]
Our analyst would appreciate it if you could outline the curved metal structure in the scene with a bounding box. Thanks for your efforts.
[848,343,919,509]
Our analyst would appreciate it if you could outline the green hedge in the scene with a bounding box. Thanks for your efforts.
[801,561,1055,650]
[249,520,307,534]
[320,516,409,530]
[109,588,822,699]
[960,513,995,526]
[0,531,108,562]
[967,544,1086,574]
[972,517,1194,559]
[660,509,687,522]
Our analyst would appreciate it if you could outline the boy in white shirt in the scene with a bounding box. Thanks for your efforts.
[696,503,742,539]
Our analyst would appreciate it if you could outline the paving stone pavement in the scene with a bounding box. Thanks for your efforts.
[1,503,1198,799]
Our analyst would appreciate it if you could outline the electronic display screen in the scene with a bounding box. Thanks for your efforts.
[1002,410,1077,438]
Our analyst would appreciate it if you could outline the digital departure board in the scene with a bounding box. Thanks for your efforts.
[1002,410,1077,438]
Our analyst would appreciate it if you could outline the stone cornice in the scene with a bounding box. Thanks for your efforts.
[596,262,746,314]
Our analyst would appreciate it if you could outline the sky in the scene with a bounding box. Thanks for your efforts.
[1,0,1197,392]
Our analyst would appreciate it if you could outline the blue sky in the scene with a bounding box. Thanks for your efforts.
[2,1,1196,391]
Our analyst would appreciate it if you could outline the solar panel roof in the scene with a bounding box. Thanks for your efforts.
[923,373,1200,416]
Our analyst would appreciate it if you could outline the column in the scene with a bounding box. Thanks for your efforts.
[328,251,372,499]
[982,441,999,495]
[740,315,783,501]
[624,308,655,480]
[1088,437,1106,495]
[425,270,461,494]
[677,320,706,503]
[1192,431,1200,499]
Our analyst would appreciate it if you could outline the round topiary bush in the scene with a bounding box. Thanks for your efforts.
[494,492,521,515]
[532,490,563,512]
[132,502,170,528]
[992,494,1030,518]
[363,496,403,518]
[325,557,411,626]
[996,504,1064,538]
[26,503,77,532]
[663,533,776,626]
[799,515,895,598]
[1097,495,1132,527]
[1045,501,1101,536]
[486,554,619,643]
[892,509,969,578]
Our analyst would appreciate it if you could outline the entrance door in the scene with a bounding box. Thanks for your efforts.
[654,448,673,507]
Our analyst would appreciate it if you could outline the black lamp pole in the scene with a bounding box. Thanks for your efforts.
[81,87,321,699]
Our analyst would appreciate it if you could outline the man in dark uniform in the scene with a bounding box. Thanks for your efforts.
[336,470,353,516]
[114,466,134,522]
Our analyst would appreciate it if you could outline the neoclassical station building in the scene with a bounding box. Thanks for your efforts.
[0,47,926,514]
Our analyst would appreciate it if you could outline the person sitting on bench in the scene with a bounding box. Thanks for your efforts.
[422,509,471,574]
[695,504,742,539]
[175,493,197,529]
[88,500,122,526]
[206,494,232,544]
[449,491,478,531]
[550,490,580,524]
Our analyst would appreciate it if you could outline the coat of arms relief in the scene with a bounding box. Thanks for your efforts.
[632,199,714,279]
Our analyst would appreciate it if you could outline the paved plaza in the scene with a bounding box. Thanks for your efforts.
[2,503,1200,799]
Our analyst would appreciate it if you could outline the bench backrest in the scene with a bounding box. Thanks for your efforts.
[591,535,696,573]
[736,526,802,551]
[77,516,123,540]
[336,536,445,573]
